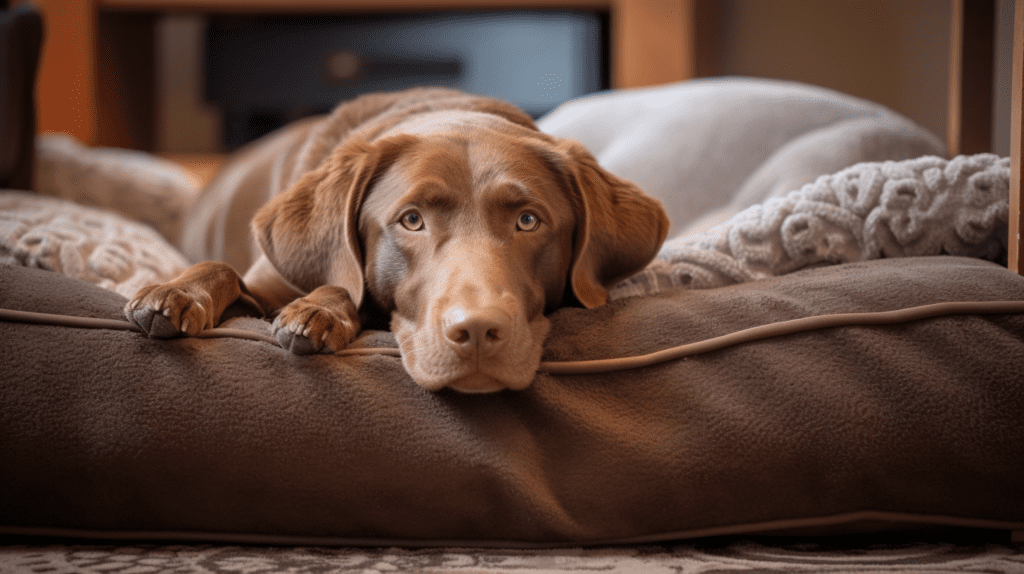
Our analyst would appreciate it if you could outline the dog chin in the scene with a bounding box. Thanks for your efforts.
[448,373,517,394]
[396,342,543,393]
[406,361,538,393]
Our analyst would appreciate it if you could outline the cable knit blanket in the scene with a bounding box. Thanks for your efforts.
[612,154,1010,299]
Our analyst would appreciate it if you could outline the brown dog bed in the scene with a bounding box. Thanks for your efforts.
[2,255,1023,545]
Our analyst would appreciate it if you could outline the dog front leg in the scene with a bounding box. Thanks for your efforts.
[125,261,261,338]
[271,285,360,354]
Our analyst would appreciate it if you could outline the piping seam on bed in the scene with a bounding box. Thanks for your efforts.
[1,300,1022,374]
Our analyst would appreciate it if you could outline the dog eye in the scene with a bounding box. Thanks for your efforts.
[516,212,540,232]
[400,211,424,231]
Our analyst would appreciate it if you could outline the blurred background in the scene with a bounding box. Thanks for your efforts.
[17,0,1015,179]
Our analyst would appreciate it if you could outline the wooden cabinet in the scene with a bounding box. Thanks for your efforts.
[26,0,694,150]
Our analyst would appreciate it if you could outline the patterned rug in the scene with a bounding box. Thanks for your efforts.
[2,536,1023,573]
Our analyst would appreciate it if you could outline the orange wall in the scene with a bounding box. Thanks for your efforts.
[700,0,952,149]
[23,0,97,143]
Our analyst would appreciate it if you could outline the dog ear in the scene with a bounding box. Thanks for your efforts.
[557,140,670,308]
[251,134,417,307]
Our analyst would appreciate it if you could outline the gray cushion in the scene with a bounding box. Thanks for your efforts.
[538,78,946,239]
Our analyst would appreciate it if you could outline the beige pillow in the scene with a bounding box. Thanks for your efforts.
[34,133,200,248]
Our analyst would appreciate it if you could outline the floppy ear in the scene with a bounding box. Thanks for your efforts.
[558,140,670,308]
[251,134,417,307]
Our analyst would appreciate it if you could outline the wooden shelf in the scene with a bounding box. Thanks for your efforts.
[26,0,694,150]
[99,0,612,11]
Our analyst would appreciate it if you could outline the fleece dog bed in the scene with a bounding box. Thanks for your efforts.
[2,78,1023,546]
[2,256,1024,545]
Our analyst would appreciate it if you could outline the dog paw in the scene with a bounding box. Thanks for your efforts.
[124,283,214,338]
[272,297,358,355]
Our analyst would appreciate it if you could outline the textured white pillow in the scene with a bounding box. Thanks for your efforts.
[610,154,1009,299]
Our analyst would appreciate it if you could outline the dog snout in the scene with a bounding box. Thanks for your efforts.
[442,305,511,358]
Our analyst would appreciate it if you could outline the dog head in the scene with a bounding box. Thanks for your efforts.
[253,110,668,393]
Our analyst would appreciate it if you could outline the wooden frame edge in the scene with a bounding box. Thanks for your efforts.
[1010,0,1023,274]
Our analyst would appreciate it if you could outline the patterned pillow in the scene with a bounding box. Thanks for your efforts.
[0,191,189,298]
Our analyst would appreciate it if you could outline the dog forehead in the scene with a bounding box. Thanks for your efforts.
[378,131,567,207]
[385,109,559,174]
[387,109,518,138]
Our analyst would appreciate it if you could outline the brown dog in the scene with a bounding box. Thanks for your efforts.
[126,88,668,393]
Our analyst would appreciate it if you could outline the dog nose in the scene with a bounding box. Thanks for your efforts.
[442,306,509,358]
